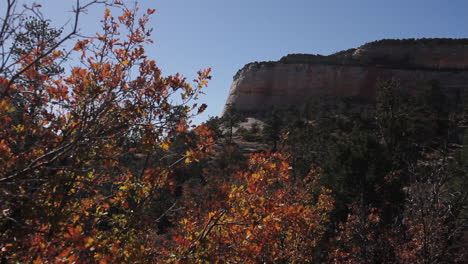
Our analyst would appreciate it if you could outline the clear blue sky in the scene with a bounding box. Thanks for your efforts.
[40,0,468,123]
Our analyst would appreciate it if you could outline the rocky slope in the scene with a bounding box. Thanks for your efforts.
[224,39,468,115]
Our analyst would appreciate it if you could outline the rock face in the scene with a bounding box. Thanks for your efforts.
[224,39,468,116]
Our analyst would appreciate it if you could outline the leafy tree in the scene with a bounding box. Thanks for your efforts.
[204,116,223,139]
[0,2,212,262]
[330,154,468,264]
[220,104,245,143]
[329,204,396,264]
[262,109,284,151]
[12,16,64,77]
[376,78,414,165]
[171,153,334,263]
[393,163,467,264]
[1,1,466,262]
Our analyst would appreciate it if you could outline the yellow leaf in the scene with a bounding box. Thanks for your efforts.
[52,50,62,57]
[85,237,95,248]
[161,142,170,150]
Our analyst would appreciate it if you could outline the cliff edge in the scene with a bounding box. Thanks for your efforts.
[224,38,468,116]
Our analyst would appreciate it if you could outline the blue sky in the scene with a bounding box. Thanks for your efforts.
[40,0,468,123]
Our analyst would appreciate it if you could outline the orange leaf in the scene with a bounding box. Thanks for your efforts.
[104,8,111,18]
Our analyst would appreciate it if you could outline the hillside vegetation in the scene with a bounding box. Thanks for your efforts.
[0,1,466,263]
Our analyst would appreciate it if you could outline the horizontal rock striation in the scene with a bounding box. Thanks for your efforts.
[224,38,468,116]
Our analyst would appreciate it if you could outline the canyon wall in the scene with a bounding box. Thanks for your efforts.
[224,39,468,115]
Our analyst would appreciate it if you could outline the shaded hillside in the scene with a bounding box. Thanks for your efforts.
[212,78,468,262]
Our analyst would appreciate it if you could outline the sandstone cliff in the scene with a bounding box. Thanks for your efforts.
[224,39,468,116]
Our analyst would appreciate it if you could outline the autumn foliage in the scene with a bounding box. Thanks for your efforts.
[0,2,212,263]
[1,1,467,264]
[170,153,334,263]
[1,2,332,263]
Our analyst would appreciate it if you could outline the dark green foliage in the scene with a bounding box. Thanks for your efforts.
[364,38,468,47]
[12,16,64,76]
[262,109,284,151]
[204,116,223,139]
[220,104,246,143]
[8,17,64,127]
[376,79,420,166]
[248,83,468,264]
[252,79,467,227]
[243,122,262,141]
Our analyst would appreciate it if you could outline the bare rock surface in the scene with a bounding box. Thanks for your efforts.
[224,39,468,115]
